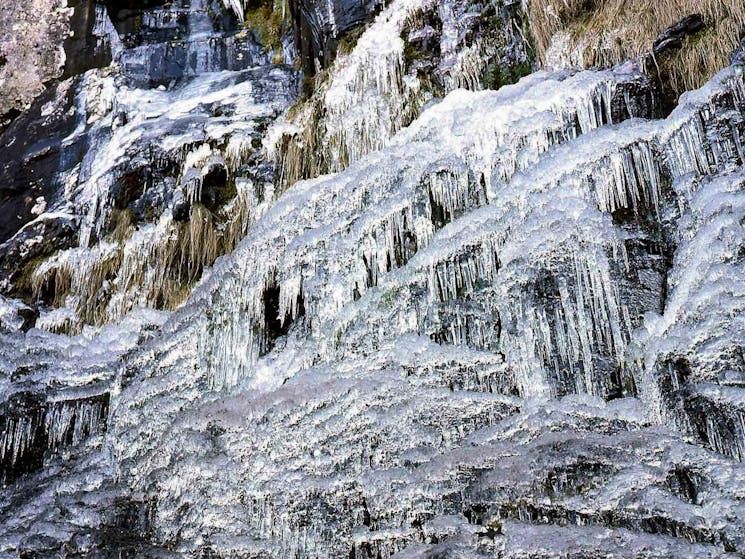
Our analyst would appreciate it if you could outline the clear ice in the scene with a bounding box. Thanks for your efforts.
[2,0,745,557]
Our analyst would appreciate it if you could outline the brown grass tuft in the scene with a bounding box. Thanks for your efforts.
[528,0,745,94]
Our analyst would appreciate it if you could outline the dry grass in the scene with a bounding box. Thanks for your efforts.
[528,0,597,57]
[528,0,745,94]
[31,245,122,328]
[111,192,258,319]
[275,71,331,190]
[115,204,225,317]
[29,195,258,332]
[659,19,742,93]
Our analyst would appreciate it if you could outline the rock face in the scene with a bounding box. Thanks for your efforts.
[0,0,117,124]
[0,0,300,332]
[289,0,386,73]
[2,1,745,558]
[0,0,72,122]
[652,14,706,54]
[0,0,115,250]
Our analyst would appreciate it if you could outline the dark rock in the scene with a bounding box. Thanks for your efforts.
[610,74,660,121]
[289,0,385,75]
[112,164,152,210]
[201,156,231,209]
[17,305,39,332]
[652,14,705,55]
[172,189,191,222]
[106,0,266,87]
[0,79,81,245]
[0,392,110,485]
[0,392,48,485]
[63,0,116,79]
[131,177,176,223]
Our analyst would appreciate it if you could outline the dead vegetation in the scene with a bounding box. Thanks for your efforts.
[275,71,330,190]
[30,191,257,334]
[528,0,745,94]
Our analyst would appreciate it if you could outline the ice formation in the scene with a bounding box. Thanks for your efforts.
[275,0,532,187]
[0,0,299,334]
[2,0,745,557]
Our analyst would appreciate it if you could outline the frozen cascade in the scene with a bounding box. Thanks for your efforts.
[21,62,736,557]
[633,165,745,454]
[275,0,535,187]
[197,67,659,391]
[3,1,745,557]
[1,0,300,333]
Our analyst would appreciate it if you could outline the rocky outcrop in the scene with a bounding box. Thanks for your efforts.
[652,14,705,54]
[0,0,72,123]
[289,0,385,74]
[0,0,299,333]
[0,0,117,125]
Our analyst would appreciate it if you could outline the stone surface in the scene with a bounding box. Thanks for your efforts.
[0,0,72,122]
[289,0,385,74]
[652,14,705,55]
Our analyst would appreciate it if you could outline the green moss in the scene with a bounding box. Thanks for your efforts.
[380,286,404,309]
[337,24,368,56]
[244,0,285,52]
[403,39,429,70]
[482,59,533,90]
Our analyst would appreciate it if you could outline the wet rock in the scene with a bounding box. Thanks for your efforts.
[63,0,117,78]
[0,79,80,245]
[653,15,705,55]
[0,297,37,332]
[112,164,152,211]
[289,0,385,74]
[0,391,110,485]
[110,0,266,86]
[172,189,191,222]
[611,73,660,121]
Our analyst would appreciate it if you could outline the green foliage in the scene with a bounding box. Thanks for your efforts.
[403,38,429,69]
[380,286,405,309]
[482,59,533,90]
[244,0,284,52]
[337,24,368,56]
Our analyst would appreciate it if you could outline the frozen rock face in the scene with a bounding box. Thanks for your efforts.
[0,0,300,333]
[289,0,387,73]
[2,0,745,558]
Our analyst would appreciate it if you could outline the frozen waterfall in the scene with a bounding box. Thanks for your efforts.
[2,0,745,557]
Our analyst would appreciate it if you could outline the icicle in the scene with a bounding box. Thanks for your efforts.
[0,415,38,468]
[279,275,304,326]
[45,397,108,451]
